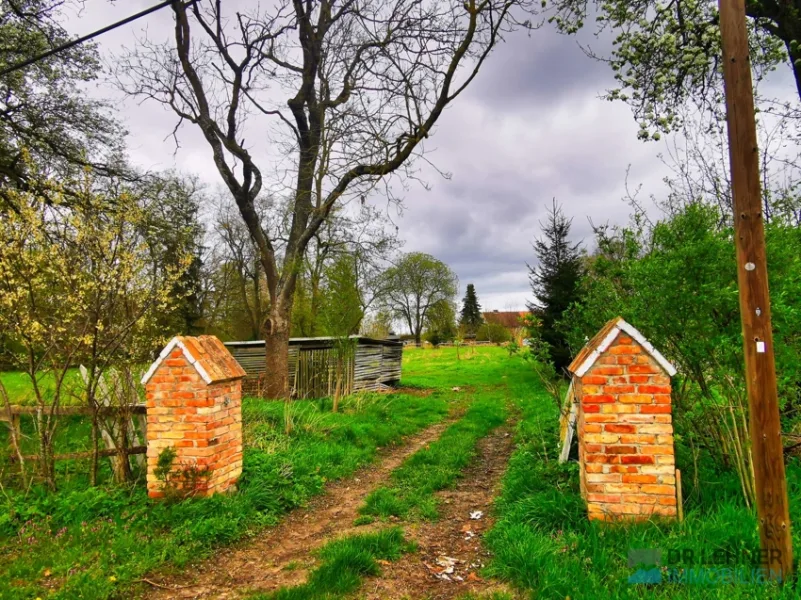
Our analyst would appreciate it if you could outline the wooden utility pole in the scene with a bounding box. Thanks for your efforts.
[718,0,793,581]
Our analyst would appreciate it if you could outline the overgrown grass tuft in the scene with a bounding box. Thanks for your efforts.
[0,390,448,600]
[252,527,414,600]
[360,394,507,520]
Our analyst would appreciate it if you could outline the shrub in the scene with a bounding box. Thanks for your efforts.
[476,323,510,344]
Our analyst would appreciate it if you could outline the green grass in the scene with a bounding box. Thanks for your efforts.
[0,368,85,406]
[0,389,449,600]
[483,364,801,600]
[360,393,507,520]
[250,527,414,600]
[5,345,787,600]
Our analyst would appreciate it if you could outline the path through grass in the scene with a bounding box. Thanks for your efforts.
[0,390,449,600]
[360,394,507,520]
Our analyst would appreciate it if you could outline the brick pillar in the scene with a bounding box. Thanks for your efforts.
[576,332,677,520]
[143,336,245,498]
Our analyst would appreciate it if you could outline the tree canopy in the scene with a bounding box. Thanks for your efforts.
[544,1,798,137]
[0,0,123,200]
[380,252,458,345]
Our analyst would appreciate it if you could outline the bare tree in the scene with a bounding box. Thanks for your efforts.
[118,0,535,397]
[212,193,275,339]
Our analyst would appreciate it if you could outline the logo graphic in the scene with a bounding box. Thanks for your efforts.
[628,568,663,584]
[628,548,661,568]
[628,548,663,585]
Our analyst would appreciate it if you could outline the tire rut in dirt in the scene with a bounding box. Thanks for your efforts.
[359,423,521,600]
[144,419,456,599]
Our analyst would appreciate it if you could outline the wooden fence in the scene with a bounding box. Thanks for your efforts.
[1,404,146,463]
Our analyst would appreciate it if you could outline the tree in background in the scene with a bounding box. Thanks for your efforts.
[527,200,584,372]
[425,300,458,346]
[476,322,511,344]
[292,204,400,337]
[119,0,538,397]
[210,194,275,340]
[319,254,364,336]
[380,252,458,345]
[459,283,484,335]
[361,310,394,339]
[138,173,205,336]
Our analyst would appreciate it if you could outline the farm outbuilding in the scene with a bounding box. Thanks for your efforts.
[225,336,403,398]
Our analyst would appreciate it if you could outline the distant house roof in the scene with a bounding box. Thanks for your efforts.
[141,335,247,385]
[482,311,527,329]
[567,317,677,378]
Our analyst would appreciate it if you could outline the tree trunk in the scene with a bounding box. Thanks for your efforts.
[38,410,55,491]
[263,303,292,399]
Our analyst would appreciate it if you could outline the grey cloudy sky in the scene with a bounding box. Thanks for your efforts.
[62,1,798,313]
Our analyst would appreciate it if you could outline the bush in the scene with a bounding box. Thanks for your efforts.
[476,322,511,344]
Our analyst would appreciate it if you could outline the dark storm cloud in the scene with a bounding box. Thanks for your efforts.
[473,22,615,109]
[392,24,672,310]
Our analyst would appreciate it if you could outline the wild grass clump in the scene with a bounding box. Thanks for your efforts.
[360,394,507,520]
[255,527,414,600]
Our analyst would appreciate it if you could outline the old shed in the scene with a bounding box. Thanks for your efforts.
[225,336,403,398]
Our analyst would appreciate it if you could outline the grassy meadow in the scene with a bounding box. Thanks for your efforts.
[0,360,455,599]
[0,369,86,406]
[0,346,799,599]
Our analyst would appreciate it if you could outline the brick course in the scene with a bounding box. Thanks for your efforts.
[142,336,245,499]
[571,321,678,521]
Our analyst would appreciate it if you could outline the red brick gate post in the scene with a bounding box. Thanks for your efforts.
[141,336,246,498]
[567,318,679,520]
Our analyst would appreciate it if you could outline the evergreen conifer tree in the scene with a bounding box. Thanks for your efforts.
[528,200,584,371]
[459,283,483,335]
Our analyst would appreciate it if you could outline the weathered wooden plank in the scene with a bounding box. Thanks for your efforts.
[228,337,401,396]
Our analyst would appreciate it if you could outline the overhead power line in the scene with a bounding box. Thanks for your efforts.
[0,0,197,78]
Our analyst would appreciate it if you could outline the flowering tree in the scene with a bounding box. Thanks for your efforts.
[0,174,190,488]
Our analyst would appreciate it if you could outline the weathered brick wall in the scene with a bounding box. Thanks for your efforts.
[576,332,677,520]
[145,346,243,498]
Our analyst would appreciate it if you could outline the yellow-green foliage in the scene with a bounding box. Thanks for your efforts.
[0,179,190,370]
